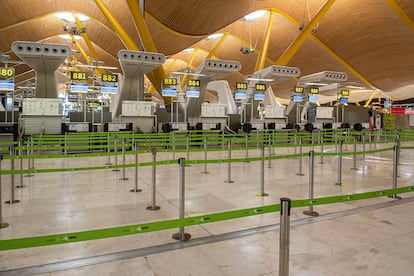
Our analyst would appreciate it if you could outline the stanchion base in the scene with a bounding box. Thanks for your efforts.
[296,173,305,176]
[350,167,361,170]
[112,169,120,172]
[146,205,161,211]
[5,200,20,204]
[224,180,234,183]
[335,182,344,186]
[303,210,319,217]
[24,174,34,177]
[15,185,26,188]
[105,163,113,166]
[388,195,402,200]
[256,192,269,197]
[200,171,210,174]
[0,223,9,229]
[130,188,142,193]
[119,177,129,181]
[172,232,191,241]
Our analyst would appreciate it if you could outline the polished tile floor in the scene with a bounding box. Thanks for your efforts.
[0,139,413,275]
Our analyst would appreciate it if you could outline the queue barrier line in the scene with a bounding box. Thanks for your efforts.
[1,185,413,251]
[0,146,398,175]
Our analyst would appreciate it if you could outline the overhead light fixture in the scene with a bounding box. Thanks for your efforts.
[181,48,194,53]
[241,10,267,22]
[170,71,206,77]
[304,82,329,86]
[205,33,224,40]
[59,34,82,41]
[246,77,274,82]
[55,12,90,23]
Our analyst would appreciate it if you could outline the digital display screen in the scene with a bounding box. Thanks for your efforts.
[0,79,14,91]
[294,86,304,93]
[162,87,177,97]
[255,83,266,91]
[293,94,303,102]
[236,82,248,90]
[101,74,118,83]
[340,97,348,104]
[235,91,247,100]
[69,71,88,81]
[163,78,177,86]
[309,95,318,103]
[187,79,200,87]
[70,83,88,93]
[186,89,200,98]
[309,87,319,94]
[254,92,265,101]
[101,85,118,94]
[0,67,15,78]
[341,89,350,97]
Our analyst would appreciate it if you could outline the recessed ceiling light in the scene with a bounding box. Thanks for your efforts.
[59,34,82,41]
[55,12,90,23]
[206,33,224,40]
[181,48,194,53]
[241,10,267,22]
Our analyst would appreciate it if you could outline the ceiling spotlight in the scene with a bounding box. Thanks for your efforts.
[312,26,318,33]
[298,24,304,31]
[240,47,254,55]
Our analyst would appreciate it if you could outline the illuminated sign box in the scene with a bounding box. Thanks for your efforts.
[309,87,319,94]
[309,95,318,103]
[0,67,15,78]
[294,86,304,93]
[340,97,348,105]
[293,94,303,102]
[162,87,177,97]
[101,74,118,83]
[0,79,14,91]
[254,92,265,101]
[255,83,266,91]
[186,89,200,98]
[235,91,247,100]
[70,83,88,93]
[101,85,118,94]
[236,82,248,90]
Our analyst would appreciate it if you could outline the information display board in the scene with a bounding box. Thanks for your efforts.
[0,79,14,91]
[122,101,156,116]
[293,94,303,102]
[235,91,247,100]
[309,95,318,103]
[254,92,265,101]
[201,103,227,117]
[70,83,88,93]
[23,98,63,115]
[162,78,177,97]
[101,85,118,94]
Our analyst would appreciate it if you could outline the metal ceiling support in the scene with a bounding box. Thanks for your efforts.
[74,16,99,61]
[310,36,376,89]
[206,33,228,59]
[94,0,138,50]
[180,49,199,87]
[276,0,336,65]
[255,11,275,71]
[364,91,378,107]
[126,0,166,94]
[385,0,414,32]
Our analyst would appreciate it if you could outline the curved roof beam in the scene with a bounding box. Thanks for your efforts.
[385,0,414,32]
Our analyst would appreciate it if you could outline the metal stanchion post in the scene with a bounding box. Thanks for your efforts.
[201,135,209,174]
[296,137,304,176]
[225,139,234,183]
[130,143,142,193]
[351,136,359,170]
[5,146,20,204]
[147,147,160,210]
[244,134,249,162]
[112,137,120,172]
[105,133,112,165]
[172,131,176,160]
[389,144,402,200]
[24,138,33,177]
[185,135,191,167]
[303,151,319,216]
[0,156,9,229]
[361,134,366,160]
[294,132,298,156]
[279,198,291,276]
[119,138,128,180]
[257,143,268,196]
[16,140,25,188]
[335,140,343,186]
[268,141,272,168]
[172,158,191,241]
[319,138,324,164]
[30,138,34,169]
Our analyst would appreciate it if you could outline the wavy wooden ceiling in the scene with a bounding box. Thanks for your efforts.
[0,0,413,100]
